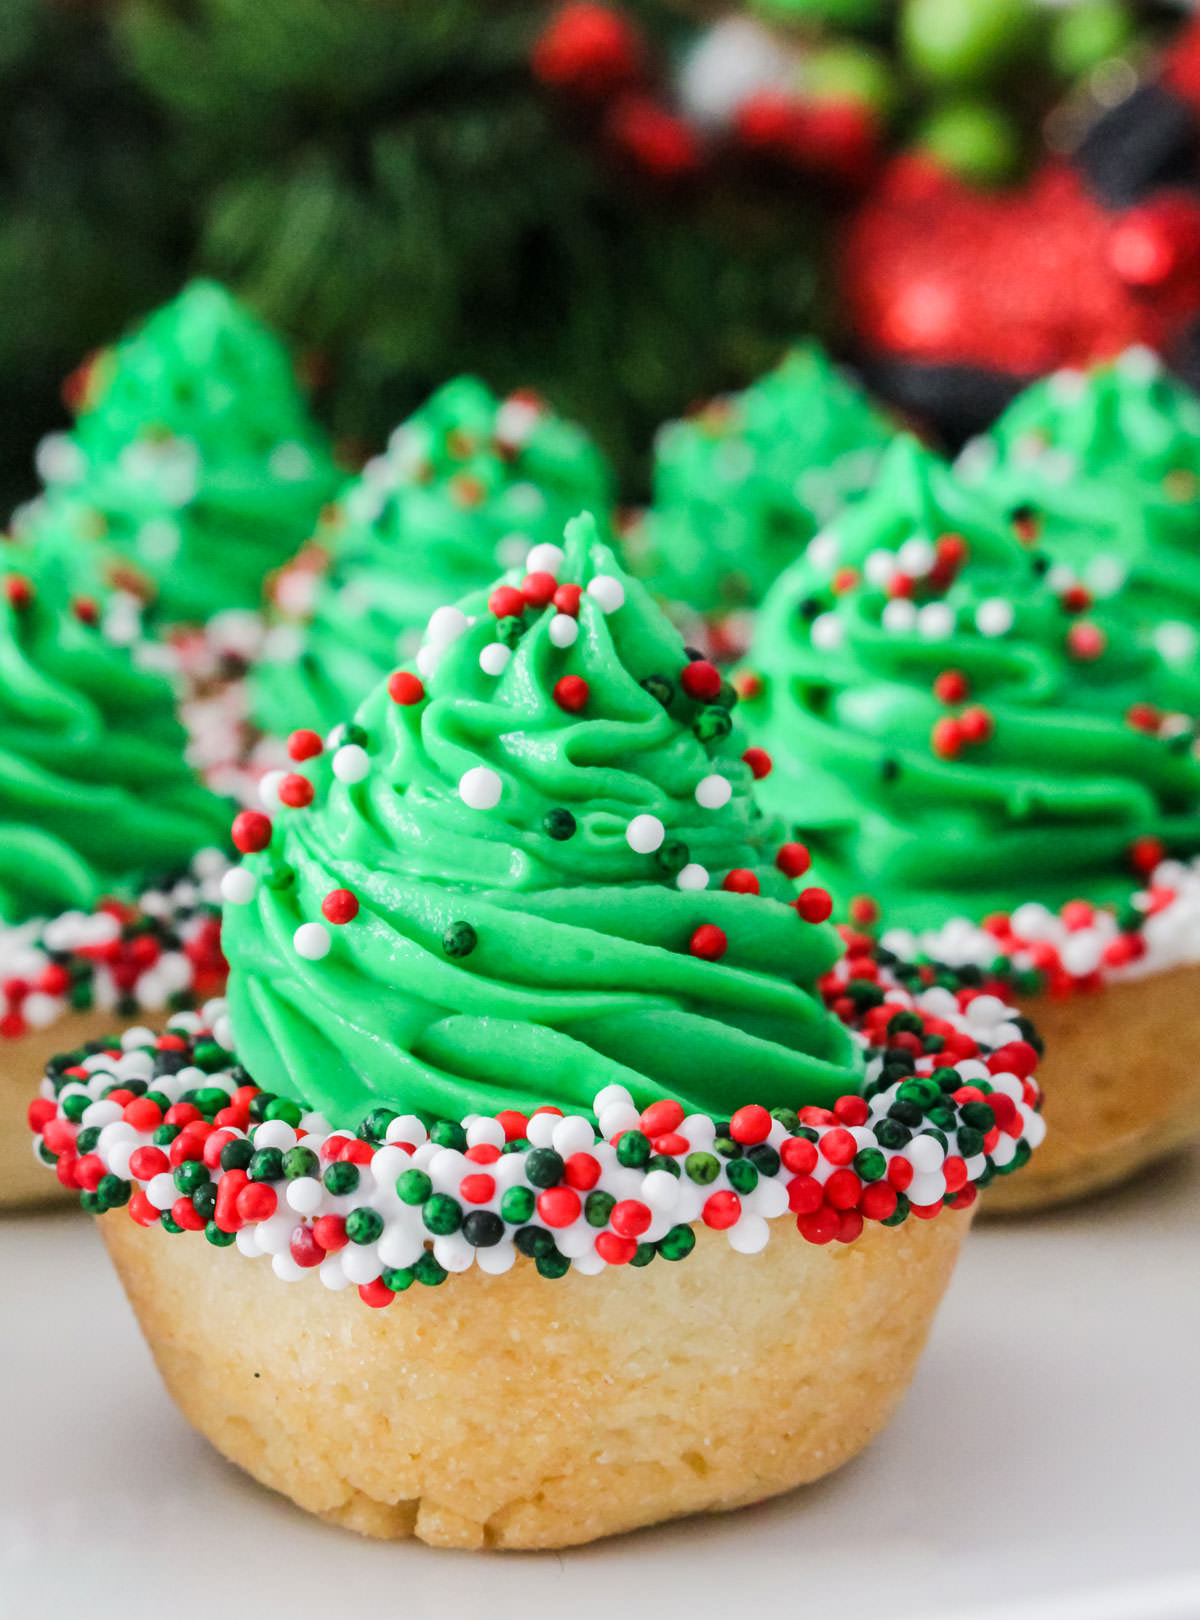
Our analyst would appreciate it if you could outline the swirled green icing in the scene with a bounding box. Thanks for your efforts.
[224,516,862,1127]
[742,438,1200,930]
[963,349,1200,659]
[249,377,613,740]
[631,345,892,616]
[20,281,338,624]
[0,557,230,924]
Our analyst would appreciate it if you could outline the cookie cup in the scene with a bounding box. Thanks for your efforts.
[102,1204,969,1550]
[1,1011,121,1208]
[985,962,1200,1213]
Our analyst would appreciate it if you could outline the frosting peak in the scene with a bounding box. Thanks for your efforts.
[224,515,862,1126]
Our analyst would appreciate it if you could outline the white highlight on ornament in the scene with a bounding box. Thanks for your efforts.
[586,575,625,614]
[220,867,257,906]
[695,774,732,810]
[526,542,565,576]
[294,922,331,961]
[459,765,502,811]
[676,863,710,891]
[479,642,511,677]
[626,814,665,854]
[332,743,370,784]
[975,598,1015,637]
[548,613,579,648]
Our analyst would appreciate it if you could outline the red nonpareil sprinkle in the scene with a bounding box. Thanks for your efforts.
[388,670,425,705]
[887,1157,914,1191]
[735,670,763,699]
[1066,621,1106,661]
[652,1132,688,1156]
[824,1168,862,1209]
[1129,834,1165,876]
[781,1136,817,1175]
[359,1279,395,1309]
[553,583,583,616]
[795,888,833,924]
[595,1232,638,1265]
[933,669,969,705]
[640,1099,684,1137]
[313,1214,348,1252]
[321,889,359,925]
[787,1174,823,1214]
[278,773,314,809]
[958,705,993,744]
[288,729,323,761]
[1061,899,1095,930]
[157,1034,188,1052]
[231,810,272,853]
[848,895,878,927]
[689,923,727,960]
[610,1198,652,1239]
[488,585,526,619]
[680,658,721,701]
[836,1211,864,1244]
[37,963,71,997]
[931,716,963,760]
[4,574,33,609]
[564,1152,601,1190]
[741,746,772,779]
[130,1190,159,1226]
[860,1181,898,1221]
[521,571,557,607]
[459,1173,496,1205]
[729,1104,771,1145]
[465,1144,501,1164]
[236,1183,277,1224]
[831,566,859,595]
[702,1190,741,1229]
[722,868,759,895]
[886,573,914,600]
[798,1205,839,1245]
[1127,702,1160,734]
[495,1109,529,1142]
[27,1098,56,1133]
[537,1187,581,1228]
[1060,583,1093,614]
[936,532,967,568]
[553,674,590,712]
[833,1094,870,1126]
[776,841,811,878]
[73,597,100,626]
[289,1226,324,1269]
[171,1197,207,1232]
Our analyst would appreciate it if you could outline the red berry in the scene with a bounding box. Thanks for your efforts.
[689,924,727,960]
[730,1104,771,1145]
[776,842,811,878]
[933,669,969,705]
[795,888,833,924]
[553,675,590,712]
[278,773,314,809]
[287,729,323,761]
[553,583,583,616]
[537,1187,581,1228]
[610,1198,652,1238]
[231,810,272,854]
[489,585,526,620]
[680,659,721,701]
[321,889,359,925]
[702,1190,742,1229]
[388,671,425,705]
[521,571,557,607]
[722,868,759,894]
[741,746,772,779]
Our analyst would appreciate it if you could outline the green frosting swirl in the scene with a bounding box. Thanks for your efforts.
[632,344,892,616]
[0,556,230,924]
[743,438,1200,930]
[249,377,613,741]
[21,280,338,625]
[224,516,862,1127]
[963,348,1200,662]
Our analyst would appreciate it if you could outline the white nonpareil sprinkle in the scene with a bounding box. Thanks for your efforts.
[676,863,709,891]
[548,614,579,648]
[975,598,1015,637]
[695,774,732,810]
[332,744,370,784]
[294,923,331,961]
[259,769,288,810]
[626,814,665,854]
[810,612,844,652]
[459,765,503,811]
[220,867,257,906]
[586,575,625,614]
[427,605,469,647]
[526,542,565,576]
[479,642,512,677]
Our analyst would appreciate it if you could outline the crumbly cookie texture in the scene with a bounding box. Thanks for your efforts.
[102,1201,970,1548]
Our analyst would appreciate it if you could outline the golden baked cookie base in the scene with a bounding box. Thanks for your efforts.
[0,1010,125,1210]
[102,1206,970,1549]
[984,962,1200,1213]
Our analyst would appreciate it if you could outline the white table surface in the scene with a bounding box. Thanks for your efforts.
[3,1148,1197,1620]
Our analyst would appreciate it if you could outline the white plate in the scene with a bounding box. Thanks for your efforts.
[3,1150,1198,1620]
